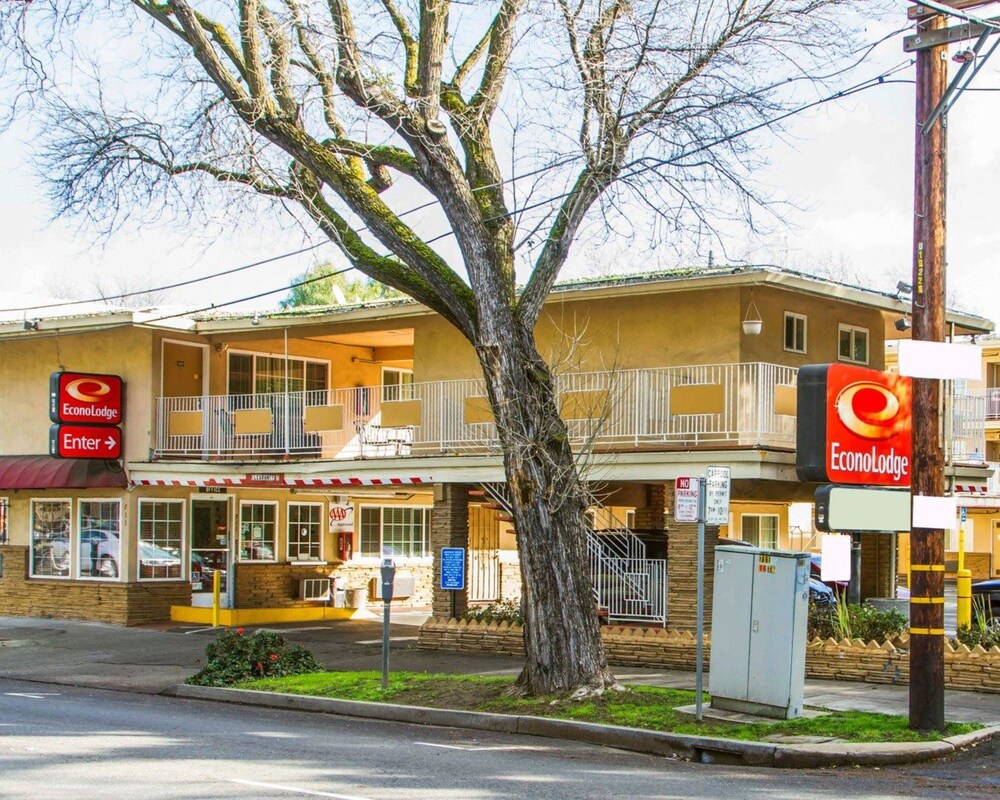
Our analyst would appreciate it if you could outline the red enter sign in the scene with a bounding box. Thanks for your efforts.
[49,424,122,460]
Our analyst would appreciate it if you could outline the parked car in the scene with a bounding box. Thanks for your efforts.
[972,579,1000,620]
[49,528,120,577]
[809,576,837,608]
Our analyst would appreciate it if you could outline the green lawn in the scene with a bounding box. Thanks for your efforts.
[240,671,979,744]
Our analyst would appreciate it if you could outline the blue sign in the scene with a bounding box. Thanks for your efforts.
[960,506,967,523]
[440,547,466,591]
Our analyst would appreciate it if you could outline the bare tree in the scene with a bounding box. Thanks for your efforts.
[1,0,874,695]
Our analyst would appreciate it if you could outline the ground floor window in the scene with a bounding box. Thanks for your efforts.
[30,499,72,578]
[78,500,122,580]
[287,502,323,561]
[741,514,779,549]
[239,502,277,561]
[359,505,430,558]
[138,500,184,580]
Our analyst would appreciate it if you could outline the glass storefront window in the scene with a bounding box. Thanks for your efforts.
[287,503,323,561]
[30,499,72,578]
[78,500,122,580]
[138,500,184,581]
[239,502,277,561]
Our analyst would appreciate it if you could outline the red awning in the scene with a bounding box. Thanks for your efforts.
[0,455,127,490]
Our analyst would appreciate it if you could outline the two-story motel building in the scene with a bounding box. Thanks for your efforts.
[0,265,993,629]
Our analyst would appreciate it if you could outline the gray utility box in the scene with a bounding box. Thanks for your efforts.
[709,545,810,720]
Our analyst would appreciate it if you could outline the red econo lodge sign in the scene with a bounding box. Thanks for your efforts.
[796,364,912,487]
[49,371,124,425]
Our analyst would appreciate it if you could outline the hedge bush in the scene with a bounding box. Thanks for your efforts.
[187,628,323,686]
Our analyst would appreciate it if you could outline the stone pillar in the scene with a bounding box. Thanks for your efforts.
[431,483,470,618]
[664,481,720,632]
[632,483,666,530]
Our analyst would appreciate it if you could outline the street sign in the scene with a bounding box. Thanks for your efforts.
[440,547,466,591]
[674,477,700,523]
[704,466,731,525]
[960,506,967,523]
[49,372,124,425]
[49,424,122,460]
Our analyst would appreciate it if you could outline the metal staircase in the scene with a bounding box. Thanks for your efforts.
[479,483,667,626]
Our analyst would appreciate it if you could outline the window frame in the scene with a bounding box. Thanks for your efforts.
[77,499,123,582]
[740,513,779,550]
[381,367,414,402]
[783,312,807,354]
[226,349,331,397]
[0,496,8,545]
[286,501,325,563]
[838,324,870,365]
[238,500,279,563]
[137,499,185,582]
[29,497,73,580]
[357,504,431,560]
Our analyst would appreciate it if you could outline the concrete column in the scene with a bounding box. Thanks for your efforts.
[431,483,470,618]
[664,481,719,632]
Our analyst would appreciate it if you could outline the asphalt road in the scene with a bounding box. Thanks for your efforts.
[1,678,997,800]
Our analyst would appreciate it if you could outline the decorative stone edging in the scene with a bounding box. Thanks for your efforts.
[417,618,1000,695]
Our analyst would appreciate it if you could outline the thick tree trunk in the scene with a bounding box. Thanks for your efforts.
[476,321,616,695]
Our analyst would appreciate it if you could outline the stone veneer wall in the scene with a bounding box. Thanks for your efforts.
[418,618,1000,694]
[0,545,191,625]
[236,562,433,608]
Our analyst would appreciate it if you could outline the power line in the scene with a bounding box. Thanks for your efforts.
[5,59,913,330]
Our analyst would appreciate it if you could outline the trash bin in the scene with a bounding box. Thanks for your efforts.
[348,588,367,610]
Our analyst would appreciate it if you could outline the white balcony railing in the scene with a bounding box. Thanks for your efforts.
[153,362,801,459]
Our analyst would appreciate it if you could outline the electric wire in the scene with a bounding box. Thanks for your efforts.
[3,58,917,338]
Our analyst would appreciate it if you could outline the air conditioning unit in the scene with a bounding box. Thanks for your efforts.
[297,578,331,602]
[370,571,415,600]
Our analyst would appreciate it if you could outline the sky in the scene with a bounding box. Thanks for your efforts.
[0,8,998,328]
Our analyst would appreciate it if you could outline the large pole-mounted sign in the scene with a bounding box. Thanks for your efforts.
[48,371,125,460]
[796,364,912,487]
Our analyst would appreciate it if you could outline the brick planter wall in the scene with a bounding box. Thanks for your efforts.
[418,617,1000,694]
[0,545,190,625]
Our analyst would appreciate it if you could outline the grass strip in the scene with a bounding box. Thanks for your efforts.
[241,671,980,744]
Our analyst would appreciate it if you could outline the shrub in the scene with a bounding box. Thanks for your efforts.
[186,628,323,686]
[806,598,907,643]
[953,598,1000,650]
[462,600,523,626]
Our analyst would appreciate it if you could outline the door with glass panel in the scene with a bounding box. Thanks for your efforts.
[191,497,232,607]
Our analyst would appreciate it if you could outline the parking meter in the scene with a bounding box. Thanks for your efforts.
[380,557,395,689]
[380,557,396,602]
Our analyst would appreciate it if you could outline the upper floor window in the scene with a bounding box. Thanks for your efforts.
[741,514,779,549]
[228,352,329,396]
[784,312,807,354]
[381,367,414,401]
[838,324,869,364]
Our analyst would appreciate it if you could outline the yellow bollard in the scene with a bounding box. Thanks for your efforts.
[212,569,221,628]
[957,568,972,630]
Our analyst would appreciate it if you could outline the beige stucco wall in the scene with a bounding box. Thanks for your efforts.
[738,286,887,370]
[0,327,155,462]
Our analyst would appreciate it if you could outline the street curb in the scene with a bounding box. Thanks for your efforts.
[174,685,1000,768]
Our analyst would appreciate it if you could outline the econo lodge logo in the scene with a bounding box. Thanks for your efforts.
[65,377,113,404]
[49,371,124,425]
[826,365,911,486]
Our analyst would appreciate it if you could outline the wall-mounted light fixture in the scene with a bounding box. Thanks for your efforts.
[894,316,912,332]
[23,319,39,331]
[741,289,763,336]
[251,312,261,326]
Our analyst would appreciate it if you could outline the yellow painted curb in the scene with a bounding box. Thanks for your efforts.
[170,605,356,626]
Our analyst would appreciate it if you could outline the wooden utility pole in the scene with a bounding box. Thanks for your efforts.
[909,10,948,733]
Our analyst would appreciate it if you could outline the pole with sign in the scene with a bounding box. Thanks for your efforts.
[380,557,396,690]
[440,547,466,619]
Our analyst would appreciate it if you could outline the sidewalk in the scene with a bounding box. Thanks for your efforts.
[0,613,1000,766]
